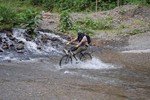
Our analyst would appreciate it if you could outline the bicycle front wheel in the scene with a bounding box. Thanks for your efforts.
[80,53,92,62]
[59,55,72,67]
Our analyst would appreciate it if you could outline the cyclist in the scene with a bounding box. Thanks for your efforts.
[66,30,91,55]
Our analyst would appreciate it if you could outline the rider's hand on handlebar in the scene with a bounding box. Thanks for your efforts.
[75,45,79,48]
[66,42,70,45]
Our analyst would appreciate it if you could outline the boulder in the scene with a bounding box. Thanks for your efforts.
[16,43,24,50]
[0,47,4,52]
[2,42,9,49]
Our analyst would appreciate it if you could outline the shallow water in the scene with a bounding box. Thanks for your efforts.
[53,53,150,100]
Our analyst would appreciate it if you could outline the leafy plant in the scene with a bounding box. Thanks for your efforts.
[30,0,43,5]
[16,9,42,35]
[74,16,113,31]
[0,5,17,28]
[59,10,73,32]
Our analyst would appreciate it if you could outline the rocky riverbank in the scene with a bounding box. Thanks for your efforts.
[1,5,150,55]
[0,5,150,100]
[40,5,150,51]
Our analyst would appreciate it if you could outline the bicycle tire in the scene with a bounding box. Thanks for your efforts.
[59,55,72,67]
[79,53,92,62]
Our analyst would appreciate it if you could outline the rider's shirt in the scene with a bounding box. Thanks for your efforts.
[77,34,88,46]
[81,36,88,46]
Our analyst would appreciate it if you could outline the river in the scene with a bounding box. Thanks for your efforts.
[0,29,150,100]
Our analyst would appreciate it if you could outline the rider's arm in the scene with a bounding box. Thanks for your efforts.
[67,37,78,44]
[76,36,87,47]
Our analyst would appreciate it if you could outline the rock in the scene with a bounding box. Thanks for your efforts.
[17,50,24,53]
[37,46,42,50]
[18,41,24,44]
[0,47,4,52]
[51,37,60,41]
[6,31,13,37]
[16,43,24,50]
[2,42,9,49]
[9,37,15,41]
[0,36,2,43]
[41,35,50,43]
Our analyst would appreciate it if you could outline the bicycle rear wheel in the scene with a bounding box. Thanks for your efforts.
[79,53,92,62]
[59,55,72,67]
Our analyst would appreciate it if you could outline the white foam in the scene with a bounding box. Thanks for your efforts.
[61,57,117,70]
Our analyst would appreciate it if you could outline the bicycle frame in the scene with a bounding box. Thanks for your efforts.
[59,46,92,67]
[63,48,79,61]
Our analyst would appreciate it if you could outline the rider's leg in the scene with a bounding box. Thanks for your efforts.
[74,46,87,55]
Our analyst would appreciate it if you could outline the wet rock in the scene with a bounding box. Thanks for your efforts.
[51,42,58,48]
[41,35,50,43]
[2,42,9,49]
[6,31,13,37]
[51,37,60,41]
[9,36,15,41]
[17,50,24,53]
[16,43,24,50]
[18,41,24,44]
[0,47,4,52]
[37,46,42,50]
[0,36,2,43]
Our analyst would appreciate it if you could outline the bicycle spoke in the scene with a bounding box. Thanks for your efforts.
[80,53,92,62]
[59,55,72,67]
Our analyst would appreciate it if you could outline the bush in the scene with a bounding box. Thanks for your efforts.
[74,16,113,31]
[0,5,17,28]
[59,10,73,32]
[30,0,43,5]
[16,9,42,34]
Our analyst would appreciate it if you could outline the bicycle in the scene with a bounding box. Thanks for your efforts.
[59,46,92,67]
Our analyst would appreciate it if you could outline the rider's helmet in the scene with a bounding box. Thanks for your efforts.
[77,30,83,35]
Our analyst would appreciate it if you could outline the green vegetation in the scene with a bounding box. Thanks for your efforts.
[70,16,113,34]
[0,5,17,29]
[0,0,42,33]
[16,9,42,35]
[29,0,149,12]
[0,0,149,35]
[59,11,73,32]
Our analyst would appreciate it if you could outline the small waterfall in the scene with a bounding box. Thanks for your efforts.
[0,28,67,61]
[12,28,66,54]
[13,28,41,54]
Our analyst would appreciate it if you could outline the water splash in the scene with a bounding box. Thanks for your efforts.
[13,28,42,54]
[60,57,117,70]
[12,28,64,55]
[0,28,67,61]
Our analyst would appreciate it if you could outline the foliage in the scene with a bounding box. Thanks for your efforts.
[0,5,17,28]
[126,0,148,5]
[74,16,113,31]
[30,0,43,5]
[29,0,149,12]
[99,1,117,11]
[16,9,42,35]
[59,10,73,32]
